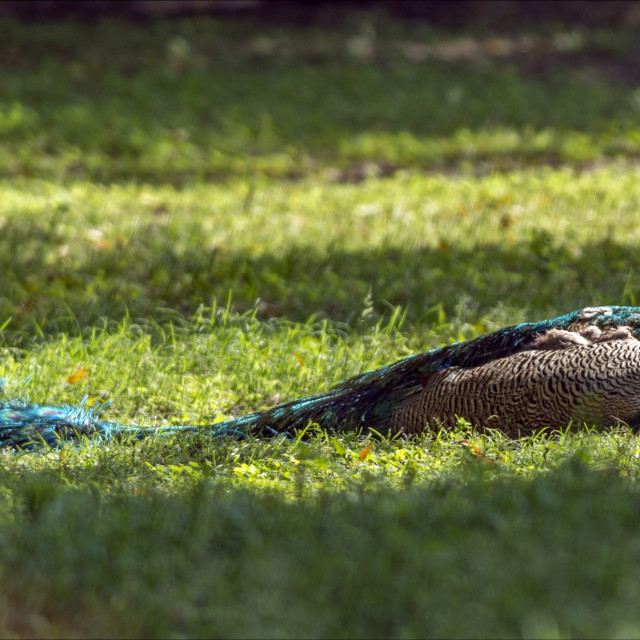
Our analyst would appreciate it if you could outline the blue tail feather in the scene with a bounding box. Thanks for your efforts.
[2,305,640,448]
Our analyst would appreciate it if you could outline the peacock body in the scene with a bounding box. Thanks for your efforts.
[393,336,640,435]
[3,305,640,448]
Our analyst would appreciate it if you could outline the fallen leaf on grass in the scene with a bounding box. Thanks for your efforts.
[459,439,494,464]
[359,446,372,461]
[67,368,91,384]
[86,391,110,408]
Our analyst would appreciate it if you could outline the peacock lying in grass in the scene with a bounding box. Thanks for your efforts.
[3,305,640,448]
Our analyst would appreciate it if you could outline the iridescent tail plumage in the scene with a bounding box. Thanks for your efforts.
[3,305,640,448]
[0,396,252,449]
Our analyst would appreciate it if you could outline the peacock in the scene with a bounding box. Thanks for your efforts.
[3,305,640,449]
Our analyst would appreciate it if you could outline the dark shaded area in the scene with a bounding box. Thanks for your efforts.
[0,211,635,337]
[3,464,640,637]
[2,0,640,28]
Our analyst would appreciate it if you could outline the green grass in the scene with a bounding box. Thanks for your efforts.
[2,9,640,638]
[1,16,640,183]
[2,461,640,638]
[3,166,640,334]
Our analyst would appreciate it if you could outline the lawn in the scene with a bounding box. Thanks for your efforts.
[2,7,640,637]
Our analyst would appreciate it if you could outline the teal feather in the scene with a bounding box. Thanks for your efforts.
[1,305,639,447]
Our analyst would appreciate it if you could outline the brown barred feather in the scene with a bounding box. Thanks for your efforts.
[392,333,640,436]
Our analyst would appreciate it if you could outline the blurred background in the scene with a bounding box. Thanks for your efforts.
[2,0,640,27]
[2,0,640,338]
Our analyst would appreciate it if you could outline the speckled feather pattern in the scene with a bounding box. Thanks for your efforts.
[213,305,640,437]
[2,306,640,447]
[393,337,640,436]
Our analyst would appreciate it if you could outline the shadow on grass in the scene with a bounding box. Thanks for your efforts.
[1,17,639,182]
[0,216,635,336]
[2,460,640,638]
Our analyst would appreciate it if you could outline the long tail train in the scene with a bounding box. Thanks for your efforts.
[3,305,640,448]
